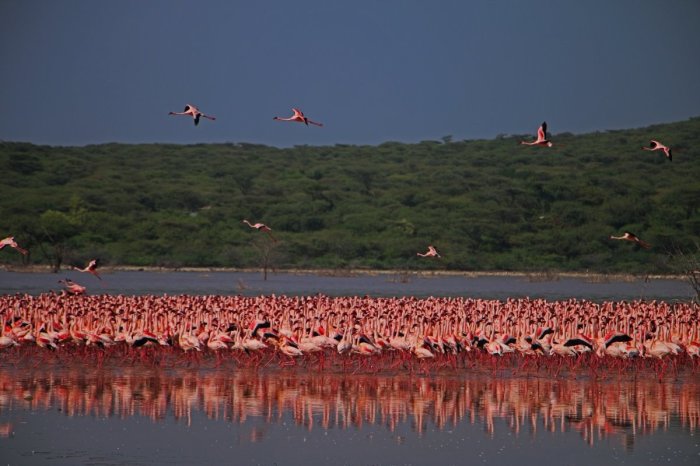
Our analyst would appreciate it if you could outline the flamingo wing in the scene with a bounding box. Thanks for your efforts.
[636,238,652,249]
[605,334,632,348]
[563,338,593,350]
[251,321,271,337]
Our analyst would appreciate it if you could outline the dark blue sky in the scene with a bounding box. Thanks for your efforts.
[2,1,699,147]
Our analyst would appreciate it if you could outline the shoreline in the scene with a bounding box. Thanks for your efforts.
[0,264,688,282]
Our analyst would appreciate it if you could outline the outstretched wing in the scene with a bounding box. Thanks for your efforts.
[563,338,593,350]
[635,238,652,249]
[252,321,271,337]
[605,334,632,348]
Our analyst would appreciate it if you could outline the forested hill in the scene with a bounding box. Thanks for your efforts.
[1,117,699,274]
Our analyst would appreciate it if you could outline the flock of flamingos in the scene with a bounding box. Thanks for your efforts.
[0,108,697,370]
[0,291,698,366]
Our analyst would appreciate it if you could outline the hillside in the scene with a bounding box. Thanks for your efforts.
[1,118,699,274]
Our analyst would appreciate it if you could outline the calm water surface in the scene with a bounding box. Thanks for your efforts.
[0,365,698,465]
[1,271,698,465]
[0,270,694,300]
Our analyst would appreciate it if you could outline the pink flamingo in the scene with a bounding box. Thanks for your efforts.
[73,259,102,280]
[0,324,18,349]
[417,245,440,258]
[273,108,323,127]
[520,121,553,147]
[0,236,28,255]
[243,219,276,240]
[609,231,651,249]
[58,279,86,296]
[642,140,672,161]
[169,104,216,126]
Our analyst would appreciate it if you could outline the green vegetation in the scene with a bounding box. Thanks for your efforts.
[1,117,699,274]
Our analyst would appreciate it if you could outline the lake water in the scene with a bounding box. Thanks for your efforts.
[0,364,698,466]
[1,271,698,465]
[0,269,695,301]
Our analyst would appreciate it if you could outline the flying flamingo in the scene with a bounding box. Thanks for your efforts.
[58,279,86,296]
[417,245,440,258]
[273,108,323,127]
[520,121,553,147]
[243,219,276,240]
[609,231,651,249]
[642,139,672,161]
[169,104,216,126]
[0,236,28,255]
[73,259,102,280]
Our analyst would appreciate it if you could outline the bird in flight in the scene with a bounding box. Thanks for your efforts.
[169,104,216,126]
[273,108,323,127]
[0,236,28,255]
[642,140,672,161]
[73,259,102,280]
[243,220,276,240]
[58,278,87,295]
[609,231,651,249]
[417,245,441,258]
[520,122,553,147]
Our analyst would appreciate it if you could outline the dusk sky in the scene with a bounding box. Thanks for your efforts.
[1,1,699,147]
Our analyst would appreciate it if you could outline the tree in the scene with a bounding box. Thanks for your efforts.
[668,241,700,303]
[35,195,87,272]
[252,236,283,281]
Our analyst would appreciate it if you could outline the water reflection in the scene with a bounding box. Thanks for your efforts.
[0,367,698,450]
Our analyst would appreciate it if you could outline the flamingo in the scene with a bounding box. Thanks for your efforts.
[642,139,672,161]
[73,259,102,280]
[550,342,578,357]
[602,331,632,348]
[417,245,440,258]
[609,231,651,249]
[177,319,201,351]
[0,236,28,255]
[687,341,700,358]
[273,108,323,127]
[250,320,272,338]
[277,336,304,357]
[168,104,216,126]
[206,334,229,351]
[337,330,353,354]
[485,339,504,356]
[352,334,381,355]
[0,324,18,349]
[36,326,58,350]
[58,279,86,296]
[413,343,435,359]
[563,336,594,353]
[644,338,673,359]
[243,220,276,240]
[520,122,553,147]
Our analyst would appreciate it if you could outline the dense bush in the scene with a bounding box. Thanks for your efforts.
[1,117,698,273]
